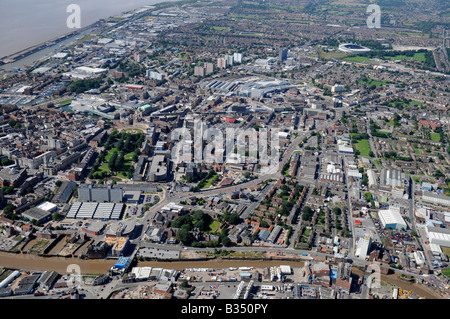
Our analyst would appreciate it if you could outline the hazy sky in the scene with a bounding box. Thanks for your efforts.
[0,0,166,58]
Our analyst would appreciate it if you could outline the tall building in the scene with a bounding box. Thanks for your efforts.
[134,53,142,63]
[279,48,288,61]
[226,55,234,66]
[205,62,214,74]
[217,57,228,69]
[233,52,242,63]
[194,65,205,77]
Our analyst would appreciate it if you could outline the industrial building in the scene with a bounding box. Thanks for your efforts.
[425,226,450,247]
[21,207,53,224]
[39,271,59,291]
[66,202,124,220]
[379,169,410,199]
[422,192,450,207]
[378,207,407,230]
[78,184,124,203]
[52,180,77,203]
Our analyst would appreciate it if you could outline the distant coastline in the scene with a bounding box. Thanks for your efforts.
[0,0,178,65]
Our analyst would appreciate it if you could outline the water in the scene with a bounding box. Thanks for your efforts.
[0,0,173,59]
[0,251,305,275]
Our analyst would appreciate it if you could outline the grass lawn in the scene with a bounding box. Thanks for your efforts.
[208,221,221,233]
[412,176,422,184]
[343,56,372,63]
[384,52,426,63]
[412,145,422,154]
[359,78,389,87]
[95,148,135,178]
[201,174,220,189]
[442,268,450,277]
[59,99,73,106]
[430,132,441,142]
[356,139,371,156]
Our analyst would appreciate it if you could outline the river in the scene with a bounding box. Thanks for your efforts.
[0,0,176,59]
[0,251,305,274]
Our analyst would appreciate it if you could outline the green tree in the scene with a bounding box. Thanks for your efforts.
[108,151,118,171]
[176,228,191,245]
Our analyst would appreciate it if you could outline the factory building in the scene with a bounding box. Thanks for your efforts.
[378,207,407,230]
[78,184,124,203]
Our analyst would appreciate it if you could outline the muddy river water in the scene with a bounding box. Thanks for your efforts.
[0,251,305,274]
[0,252,443,298]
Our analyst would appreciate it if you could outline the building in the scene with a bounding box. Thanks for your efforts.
[205,62,214,74]
[148,155,168,182]
[194,65,205,77]
[106,237,130,257]
[355,236,372,259]
[267,225,282,243]
[66,202,124,220]
[39,271,59,291]
[21,207,52,224]
[15,274,40,295]
[217,57,228,69]
[78,185,123,203]
[144,227,165,243]
[0,167,27,187]
[422,192,450,207]
[279,48,288,61]
[52,180,76,203]
[425,226,450,247]
[378,207,407,230]
[233,52,243,63]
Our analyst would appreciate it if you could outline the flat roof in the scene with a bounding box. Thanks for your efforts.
[379,207,406,226]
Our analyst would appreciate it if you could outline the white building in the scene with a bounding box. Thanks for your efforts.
[355,236,372,259]
[425,226,450,247]
[378,206,407,230]
[233,52,243,63]
[422,192,450,207]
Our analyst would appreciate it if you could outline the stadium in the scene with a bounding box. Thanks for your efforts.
[338,43,371,53]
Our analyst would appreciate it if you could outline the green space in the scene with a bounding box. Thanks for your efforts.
[208,221,221,233]
[384,52,426,62]
[343,56,372,63]
[359,49,436,69]
[202,174,220,189]
[211,26,231,32]
[430,132,441,142]
[59,99,73,106]
[356,139,371,157]
[89,129,144,180]
[359,76,389,87]
[381,98,424,110]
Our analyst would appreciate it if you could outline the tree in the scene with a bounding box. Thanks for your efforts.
[52,212,62,221]
[302,206,313,222]
[115,152,125,170]
[176,228,191,245]
[220,236,231,247]
[108,151,118,171]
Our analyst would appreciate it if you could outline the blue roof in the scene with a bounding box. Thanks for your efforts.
[115,256,130,269]
[330,269,337,280]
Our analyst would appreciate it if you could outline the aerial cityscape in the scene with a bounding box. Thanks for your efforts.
[0,0,449,305]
